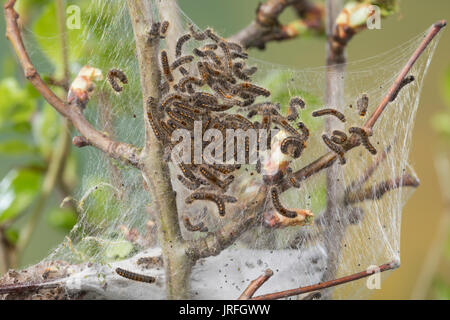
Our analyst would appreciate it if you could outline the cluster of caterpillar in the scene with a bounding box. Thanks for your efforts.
[141,22,312,224]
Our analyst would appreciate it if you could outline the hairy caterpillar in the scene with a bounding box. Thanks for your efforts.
[219,42,233,71]
[273,116,301,138]
[204,50,223,66]
[297,122,310,140]
[349,127,377,155]
[185,191,236,216]
[107,69,128,92]
[160,21,170,36]
[233,62,250,81]
[280,136,305,158]
[287,97,305,121]
[175,34,191,57]
[322,134,346,164]
[390,75,415,102]
[312,108,346,122]
[270,187,297,218]
[199,166,233,190]
[357,94,369,117]
[160,50,174,82]
[177,76,204,93]
[285,167,300,188]
[171,55,194,71]
[146,97,164,141]
[189,24,206,40]
[231,51,248,60]
[227,41,243,52]
[182,216,208,232]
[177,174,201,190]
[233,83,270,97]
[115,268,156,284]
[331,130,347,144]
[205,28,222,43]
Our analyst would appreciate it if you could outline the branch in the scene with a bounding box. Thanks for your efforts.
[238,269,273,300]
[4,0,142,169]
[344,173,420,205]
[229,0,324,49]
[250,261,398,300]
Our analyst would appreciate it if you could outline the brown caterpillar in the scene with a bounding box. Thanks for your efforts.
[233,82,270,97]
[198,166,233,190]
[178,163,200,183]
[348,127,377,155]
[285,167,300,188]
[173,101,204,115]
[176,34,191,57]
[270,187,297,218]
[177,174,201,190]
[273,116,301,138]
[390,75,415,102]
[227,41,243,52]
[204,50,223,66]
[160,21,169,36]
[202,43,218,50]
[205,28,222,43]
[161,93,191,109]
[185,191,236,216]
[193,48,207,57]
[107,69,128,92]
[193,92,218,106]
[171,55,194,71]
[322,134,346,164]
[233,62,250,81]
[160,50,174,82]
[280,136,305,159]
[167,109,191,129]
[297,122,310,140]
[189,24,206,40]
[115,268,156,284]
[231,51,248,60]
[182,216,208,232]
[331,130,347,144]
[146,97,164,141]
[219,42,233,71]
[357,94,369,117]
[312,108,346,122]
[287,97,305,121]
[177,76,204,92]
[178,66,190,76]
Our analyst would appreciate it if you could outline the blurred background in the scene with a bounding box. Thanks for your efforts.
[0,0,449,299]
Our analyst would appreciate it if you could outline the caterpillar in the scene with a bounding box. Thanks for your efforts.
[167,109,191,129]
[178,66,190,76]
[149,22,161,39]
[202,43,218,50]
[171,55,194,71]
[219,41,233,71]
[161,93,190,109]
[189,24,206,40]
[177,174,201,190]
[233,62,250,81]
[204,50,223,66]
[233,83,270,97]
[160,21,170,36]
[212,85,233,100]
[160,81,170,96]
[182,216,208,232]
[285,167,300,188]
[160,50,174,82]
[273,116,301,138]
[357,94,369,117]
[231,51,248,60]
[175,34,191,57]
[297,122,310,140]
[115,268,156,284]
[193,48,207,58]
[173,101,204,115]
[178,163,200,183]
[331,130,347,144]
[185,191,236,216]
[146,97,164,141]
[177,76,204,93]
[390,75,415,102]
[227,41,243,52]
[312,108,346,122]
[107,69,128,92]
[205,28,222,43]
[198,166,233,190]
[322,134,346,164]
[348,127,377,155]
[193,92,218,106]
[280,136,305,159]
[270,187,297,218]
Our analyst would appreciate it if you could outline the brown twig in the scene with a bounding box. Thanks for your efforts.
[229,0,324,49]
[250,261,398,300]
[4,0,142,169]
[238,269,274,300]
[0,281,60,295]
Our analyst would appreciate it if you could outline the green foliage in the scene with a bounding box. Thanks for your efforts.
[432,66,450,142]
[47,207,77,231]
[0,168,42,224]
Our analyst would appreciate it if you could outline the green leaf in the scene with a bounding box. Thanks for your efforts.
[104,239,134,261]
[33,102,61,159]
[441,66,450,107]
[0,139,37,155]
[4,228,19,245]
[47,207,77,231]
[431,113,450,140]
[0,168,42,224]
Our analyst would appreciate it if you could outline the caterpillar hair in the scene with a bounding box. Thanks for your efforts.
[331,130,347,144]
[189,24,206,40]
[175,34,191,57]
[107,69,128,92]
[390,75,415,102]
[357,94,369,117]
[115,268,156,284]
[270,187,297,218]
[160,50,174,82]
[183,216,208,232]
[312,108,346,122]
